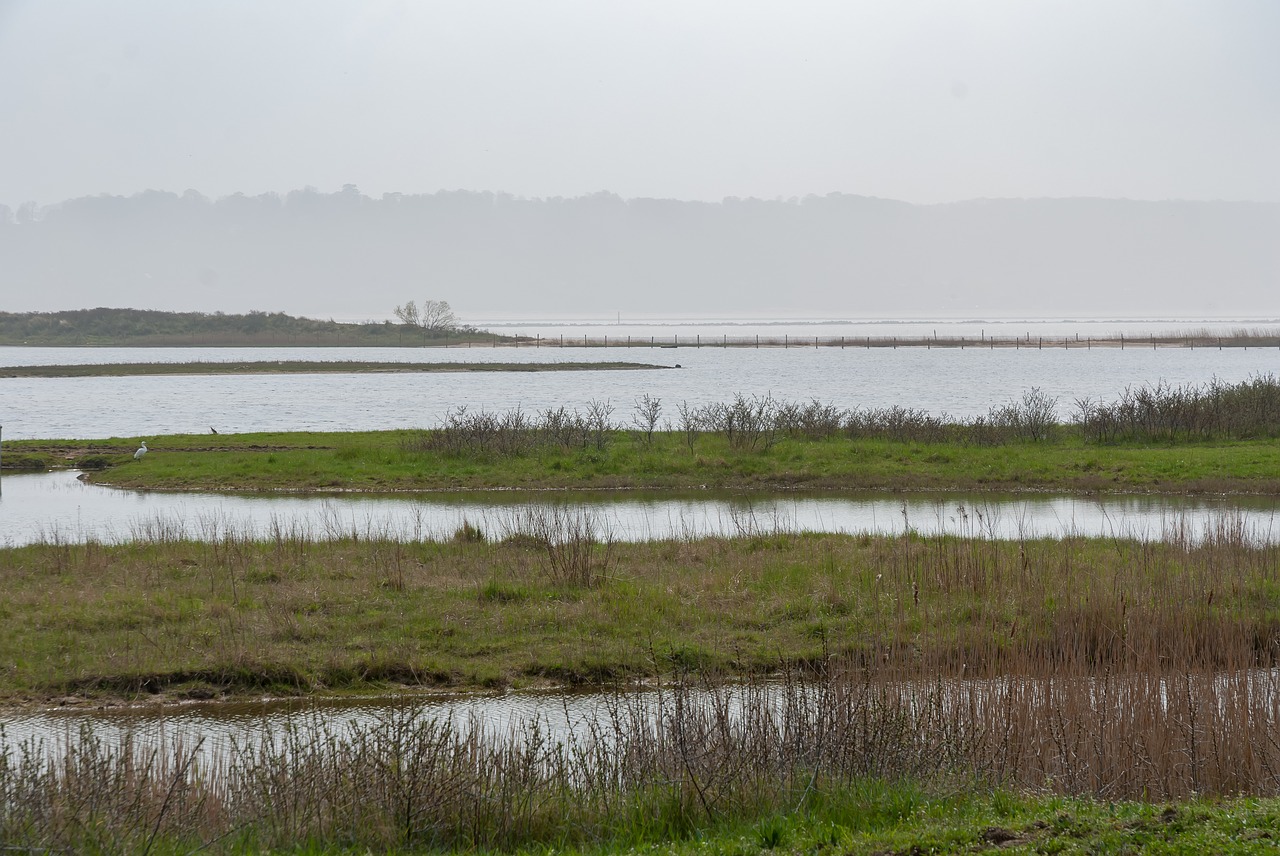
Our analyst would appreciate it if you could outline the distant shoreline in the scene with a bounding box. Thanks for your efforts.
[0,360,671,378]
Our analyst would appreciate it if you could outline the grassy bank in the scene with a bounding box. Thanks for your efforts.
[9,428,1279,492]
[0,359,668,378]
[3,522,1277,701]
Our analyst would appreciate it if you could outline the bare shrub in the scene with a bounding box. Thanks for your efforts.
[631,394,662,447]
[502,506,615,587]
[1075,374,1280,443]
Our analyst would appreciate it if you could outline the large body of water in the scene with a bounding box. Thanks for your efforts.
[3,340,1279,440]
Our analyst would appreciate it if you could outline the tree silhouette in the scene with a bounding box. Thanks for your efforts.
[394,299,457,333]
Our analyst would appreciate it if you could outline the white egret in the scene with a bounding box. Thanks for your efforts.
[134,441,148,460]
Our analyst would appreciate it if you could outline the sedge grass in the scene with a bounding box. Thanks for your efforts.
[2,514,1279,700]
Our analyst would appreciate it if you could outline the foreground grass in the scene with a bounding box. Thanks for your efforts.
[13,785,1280,854]
[0,359,667,378]
[2,526,1276,700]
[609,796,1280,856]
[9,428,1280,493]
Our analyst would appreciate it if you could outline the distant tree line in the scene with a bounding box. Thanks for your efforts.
[0,307,480,347]
[3,186,1275,318]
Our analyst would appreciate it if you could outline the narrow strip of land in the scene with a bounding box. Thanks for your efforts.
[0,528,1273,702]
[0,360,670,378]
[6,429,1275,494]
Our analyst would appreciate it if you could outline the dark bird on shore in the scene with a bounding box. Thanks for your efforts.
[210,426,218,434]
[134,441,148,460]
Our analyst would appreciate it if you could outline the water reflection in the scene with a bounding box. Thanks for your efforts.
[1,470,1276,547]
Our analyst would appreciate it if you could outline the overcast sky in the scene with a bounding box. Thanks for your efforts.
[1,0,1277,208]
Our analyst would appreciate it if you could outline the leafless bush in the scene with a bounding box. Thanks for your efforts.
[776,399,845,440]
[632,394,662,447]
[585,399,615,451]
[400,403,613,457]
[843,406,953,443]
[987,387,1059,442]
[699,394,781,451]
[501,506,616,587]
[1075,374,1280,443]
[676,400,701,452]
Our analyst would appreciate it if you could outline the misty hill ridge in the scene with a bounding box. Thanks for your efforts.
[2,190,1275,317]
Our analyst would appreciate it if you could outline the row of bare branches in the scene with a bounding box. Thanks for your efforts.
[1075,374,1280,443]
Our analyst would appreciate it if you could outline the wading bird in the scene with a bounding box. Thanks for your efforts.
[134,441,148,460]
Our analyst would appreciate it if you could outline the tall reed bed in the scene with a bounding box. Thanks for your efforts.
[6,657,1280,852]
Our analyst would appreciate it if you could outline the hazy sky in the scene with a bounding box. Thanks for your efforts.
[1,0,1277,207]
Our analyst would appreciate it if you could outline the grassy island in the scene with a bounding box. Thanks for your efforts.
[2,428,1275,494]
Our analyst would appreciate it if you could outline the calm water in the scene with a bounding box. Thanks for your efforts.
[0,689,624,764]
[3,343,1280,439]
[1,470,1276,548]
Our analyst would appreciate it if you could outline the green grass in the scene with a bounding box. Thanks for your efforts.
[556,794,1280,856]
[10,428,1280,492]
[15,778,1280,854]
[2,527,1276,701]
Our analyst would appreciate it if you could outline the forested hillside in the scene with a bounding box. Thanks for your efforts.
[3,189,1276,319]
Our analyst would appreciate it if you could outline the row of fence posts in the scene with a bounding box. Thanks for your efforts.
[465,334,1245,350]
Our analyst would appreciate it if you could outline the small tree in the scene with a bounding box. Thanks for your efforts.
[394,300,457,334]
[632,394,662,447]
